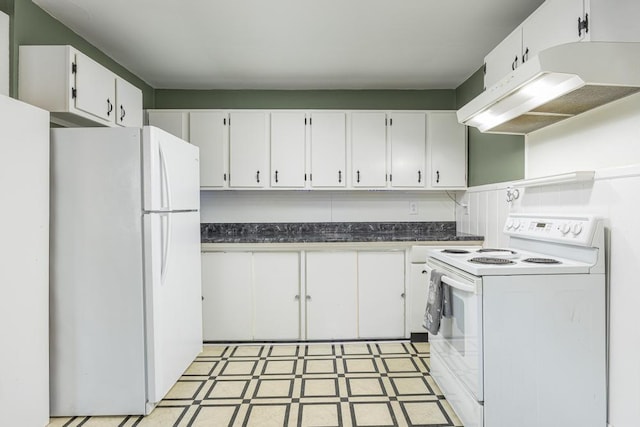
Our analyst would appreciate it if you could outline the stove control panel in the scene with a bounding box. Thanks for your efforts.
[504,214,599,246]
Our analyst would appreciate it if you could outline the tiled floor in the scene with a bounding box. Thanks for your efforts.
[48,341,462,427]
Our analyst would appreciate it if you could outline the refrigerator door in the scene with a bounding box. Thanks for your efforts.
[143,126,200,212]
[143,210,203,409]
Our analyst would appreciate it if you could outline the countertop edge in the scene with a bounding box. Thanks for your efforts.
[201,240,484,252]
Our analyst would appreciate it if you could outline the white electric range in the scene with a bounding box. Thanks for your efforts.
[424,213,607,427]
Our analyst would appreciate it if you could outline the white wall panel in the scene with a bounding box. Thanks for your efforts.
[0,12,8,96]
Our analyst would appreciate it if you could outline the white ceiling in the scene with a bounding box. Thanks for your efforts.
[32,0,544,90]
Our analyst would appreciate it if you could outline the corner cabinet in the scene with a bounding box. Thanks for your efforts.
[428,112,467,188]
[19,45,142,128]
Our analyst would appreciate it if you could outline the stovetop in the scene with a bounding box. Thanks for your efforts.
[427,247,595,276]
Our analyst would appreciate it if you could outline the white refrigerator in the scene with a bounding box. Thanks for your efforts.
[49,126,203,416]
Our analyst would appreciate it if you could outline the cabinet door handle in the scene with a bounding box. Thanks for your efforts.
[306,295,312,301]
[275,170,279,183]
[338,170,342,183]
[106,98,113,116]
[522,47,529,64]
[120,105,126,121]
[223,173,227,182]
[401,293,406,299]
[294,295,300,300]
[256,170,260,183]
[436,171,440,183]
[418,170,422,183]
[357,170,360,183]
[511,55,518,70]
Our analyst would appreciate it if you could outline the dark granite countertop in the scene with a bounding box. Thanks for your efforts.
[201,222,483,244]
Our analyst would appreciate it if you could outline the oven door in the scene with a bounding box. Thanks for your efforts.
[425,257,484,401]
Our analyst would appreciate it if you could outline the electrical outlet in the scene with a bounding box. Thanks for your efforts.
[409,202,418,215]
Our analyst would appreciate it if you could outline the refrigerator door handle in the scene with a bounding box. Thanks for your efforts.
[159,144,172,210]
[160,213,172,285]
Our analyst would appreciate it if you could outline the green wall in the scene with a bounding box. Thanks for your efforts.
[3,0,154,107]
[455,68,524,186]
[155,89,455,110]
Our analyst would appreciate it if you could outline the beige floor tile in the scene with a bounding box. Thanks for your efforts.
[342,343,371,355]
[208,380,249,399]
[377,343,408,354]
[426,376,442,395]
[47,418,75,427]
[221,360,257,376]
[347,378,384,396]
[200,345,227,357]
[269,345,299,357]
[165,380,203,399]
[299,403,341,427]
[136,407,185,426]
[232,346,263,357]
[244,404,288,427]
[303,378,338,397]
[391,377,432,395]
[263,359,296,375]
[185,361,216,375]
[383,357,418,372]
[305,359,336,374]
[255,379,293,398]
[352,402,395,426]
[344,358,377,373]
[403,401,448,425]
[73,417,130,427]
[412,342,430,354]
[191,405,237,427]
[440,399,464,426]
[306,344,334,356]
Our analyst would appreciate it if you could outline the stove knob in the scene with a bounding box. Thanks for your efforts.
[571,223,583,236]
[506,219,513,229]
[512,219,521,230]
[559,223,571,235]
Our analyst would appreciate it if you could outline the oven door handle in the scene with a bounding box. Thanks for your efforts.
[423,265,477,294]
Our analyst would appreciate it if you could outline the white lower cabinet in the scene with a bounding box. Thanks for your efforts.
[358,251,406,339]
[253,252,301,340]
[201,252,253,341]
[305,251,358,340]
[201,248,407,341]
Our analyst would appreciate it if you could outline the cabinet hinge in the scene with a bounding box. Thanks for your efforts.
[305,117,307,125]
[385,118,388,126]
[71,62,77,74]
[310,173,313,181]
[483,62,486,75]
[385,174,388,182]
[309,117,312,125]
[578,13,589,37]
[304,173,307,181]
[390,118,393,126]
[389,174,392,182]
[71,87,77,99]
[228,117,231,126]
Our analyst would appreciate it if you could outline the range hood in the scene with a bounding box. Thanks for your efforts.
[457,42,640,134]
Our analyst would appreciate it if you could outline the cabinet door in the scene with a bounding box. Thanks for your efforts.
[483,27,523,89]
[358,252,405,339]
[390,113,426,188]
[522,0,585,63]
[115,77,142,127]
[306,252,358,340]
[253,252,300,340]
[229,112,268,188]
[190,111,228,188]
[147,111,189,140]
[270,112,306,188]
[351,112,387,188]
[73,52,116,123]
[428,112,467,188]
[201,252,253,341]
[310,112,346,188]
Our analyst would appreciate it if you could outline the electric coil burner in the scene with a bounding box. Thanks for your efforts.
[477,248,517,254]
[522,257,561,264]
[441,249,471,254]
[468,257,516,265]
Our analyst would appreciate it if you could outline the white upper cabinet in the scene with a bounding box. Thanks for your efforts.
[309,112,346,188]
[521,0,586,63]
[147,110,189,140]
[115,77,143,128]
[190,111,228,188]
[270,112,306,188]
[229,111,269,188]
[483,27,523,90]
[19,45,142,128]
[483,0,587,90]
[351,112,387,188]
[73,51,115,123]
[389,112,426,188]
[428,112,467,188]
